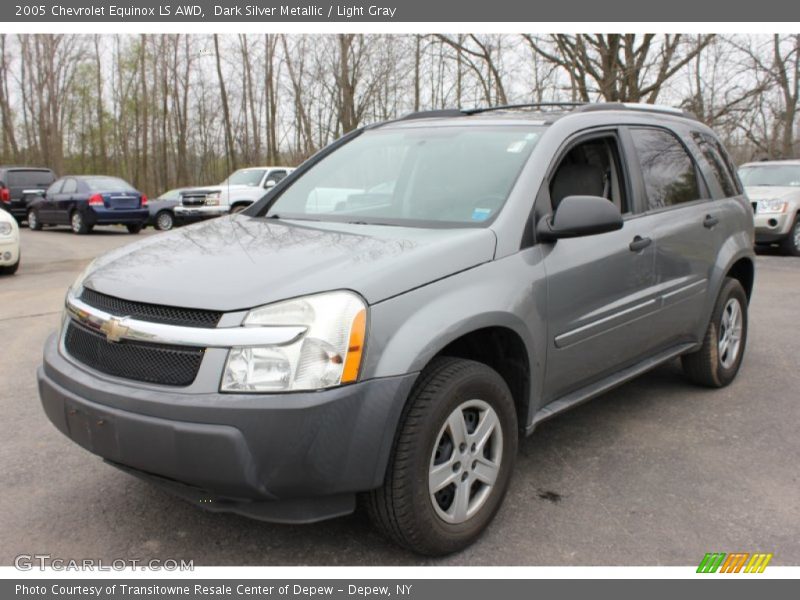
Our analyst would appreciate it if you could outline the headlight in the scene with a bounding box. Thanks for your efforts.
[204,198,220,206]
[221,291,367,393]
[757,200,787,214]
[0,222,12,236]
[206,191,221,199]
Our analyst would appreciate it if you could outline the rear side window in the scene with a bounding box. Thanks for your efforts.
[630,128,702,209]
[61,178,78,194]
[691,132,738,197]
[7,170,55,188]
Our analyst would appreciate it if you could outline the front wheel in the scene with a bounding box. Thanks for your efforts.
[682,277,748,387]
[366,357,517,556]
[70,211,91,235]
[230,204,248,214]
[779,214,800,256]
[27,209,42,231]
[155,211,174,231]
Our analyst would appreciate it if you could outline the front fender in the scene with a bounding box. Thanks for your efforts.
[362,249,548,421]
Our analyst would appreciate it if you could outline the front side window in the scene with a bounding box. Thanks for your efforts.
[262,126,542,227]
[631,128,702,209]
[738,164,800,187]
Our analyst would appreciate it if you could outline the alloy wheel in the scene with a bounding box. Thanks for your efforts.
[428,399,503,524]
[718,297,743,369]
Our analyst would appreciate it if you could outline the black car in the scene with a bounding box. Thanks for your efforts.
[27,175,149,235]
[0,166,57,222]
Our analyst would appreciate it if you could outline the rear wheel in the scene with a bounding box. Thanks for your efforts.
[682,277,748,387]
[70,211,91,235]
[126,223,143,234]
[779,214,800,256]
[155,211,174,231]
[366,357,517,556]
[27,209,42,231]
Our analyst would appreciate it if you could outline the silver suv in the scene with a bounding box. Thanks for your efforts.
[38,103,755,556]
[739,160,800,256]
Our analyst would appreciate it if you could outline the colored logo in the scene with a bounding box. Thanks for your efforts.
[697,552,773,573]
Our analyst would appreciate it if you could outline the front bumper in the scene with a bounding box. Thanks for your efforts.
[38,333,416,523]
[0,236,19,265]
[174,205,229,221]
[753,212,793,243]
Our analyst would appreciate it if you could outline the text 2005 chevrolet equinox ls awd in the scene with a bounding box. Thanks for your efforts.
[39,103,755,555]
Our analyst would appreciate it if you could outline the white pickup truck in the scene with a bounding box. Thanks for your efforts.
[174,166,294,222]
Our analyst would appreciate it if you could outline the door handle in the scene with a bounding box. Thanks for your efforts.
[703,214,719,229]
[629,235,652,252]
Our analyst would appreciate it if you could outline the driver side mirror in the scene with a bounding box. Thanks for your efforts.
[536,195,623,242]
[264,179,277,188]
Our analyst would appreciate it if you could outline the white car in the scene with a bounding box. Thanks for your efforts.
[174,166,294,222]
[0,209,20,275]
[740,160,800,256]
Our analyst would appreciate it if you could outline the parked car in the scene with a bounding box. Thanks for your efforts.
[39,103,755,556]
[173,167,294,223]
[27,175,149,235]
[0,166,57,222]
[739,160,800,255]
[0,208,20,275]
[147,188,184,231]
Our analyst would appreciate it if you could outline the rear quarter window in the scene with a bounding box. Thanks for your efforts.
[691,132,739,197]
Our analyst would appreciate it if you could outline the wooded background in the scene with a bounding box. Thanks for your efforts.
[0,34,797,196]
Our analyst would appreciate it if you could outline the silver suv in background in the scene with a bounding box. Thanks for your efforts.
[38,103,754,556]
[174,166,294,223]
[739,160,800,255]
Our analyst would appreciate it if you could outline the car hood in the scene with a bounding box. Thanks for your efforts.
[745,186,800,201]
[83,215,497,311]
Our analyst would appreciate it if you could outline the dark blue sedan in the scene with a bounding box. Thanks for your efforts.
[27,176,149,235]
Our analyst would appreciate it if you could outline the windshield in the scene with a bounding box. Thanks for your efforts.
[223,169,267,187]
[262,126,542,226]
[738,165,800,187]
[84,177,136,192]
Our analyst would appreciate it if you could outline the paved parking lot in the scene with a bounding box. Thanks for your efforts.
[1,225,799,566]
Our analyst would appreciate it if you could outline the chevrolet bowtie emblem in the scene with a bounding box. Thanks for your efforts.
[100,317,129,343]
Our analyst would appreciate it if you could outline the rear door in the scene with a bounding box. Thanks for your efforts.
[624,125,722,349]
[54,177,79,223]
[40,179,63,221]
[541,129,659,401]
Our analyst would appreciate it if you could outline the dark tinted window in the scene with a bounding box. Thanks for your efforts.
[7,170,55,188]
[61,178,78,194]
[631,128,702,209]
[692,132,737,197]
[265,170,287,185]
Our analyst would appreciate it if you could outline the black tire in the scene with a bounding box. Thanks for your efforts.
[681,277,748,388]
[366,357,517,556]
[155,211,174,231]
[230,204,248,214]
[779,214,800,256]
[126,223,143,234]
[27,209,42,231]
[70,211,91,235]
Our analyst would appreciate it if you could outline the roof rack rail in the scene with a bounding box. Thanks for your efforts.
[462,102,586,115]
[574,102,697,120]
[399,109,467,121]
